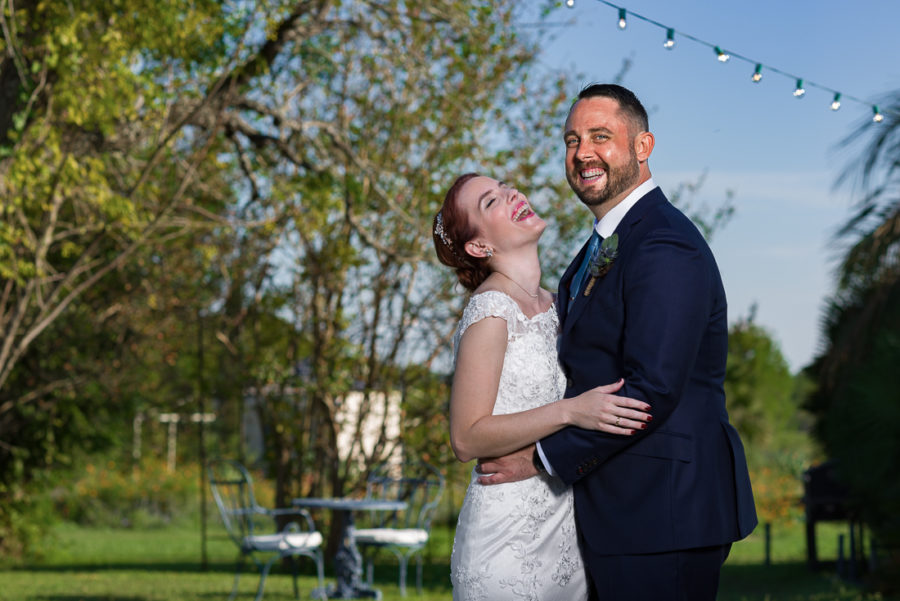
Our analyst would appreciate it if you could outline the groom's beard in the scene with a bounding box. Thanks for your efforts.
[567,149,640,208]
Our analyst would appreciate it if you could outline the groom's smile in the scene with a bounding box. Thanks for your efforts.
[578,165,607,184]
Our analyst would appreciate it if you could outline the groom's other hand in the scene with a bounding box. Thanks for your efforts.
[476,445,538,485]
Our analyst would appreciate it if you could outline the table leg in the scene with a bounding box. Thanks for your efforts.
[315,510,381,600]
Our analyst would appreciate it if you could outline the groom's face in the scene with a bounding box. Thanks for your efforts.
[563,96,640,211]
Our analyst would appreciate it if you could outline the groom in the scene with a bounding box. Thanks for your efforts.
[477,84,757,600]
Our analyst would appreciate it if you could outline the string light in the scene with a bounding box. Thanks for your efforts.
[751,64,763,83]
[570,1,891,124]
[664,28,675,49]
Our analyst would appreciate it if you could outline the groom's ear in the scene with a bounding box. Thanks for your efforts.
[634,131,655,162]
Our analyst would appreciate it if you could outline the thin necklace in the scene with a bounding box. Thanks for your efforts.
[495,271,540,298]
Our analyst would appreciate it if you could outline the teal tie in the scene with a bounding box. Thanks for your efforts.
[569,230,601,301]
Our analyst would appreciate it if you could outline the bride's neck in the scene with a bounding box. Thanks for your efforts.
[491,252,542,291]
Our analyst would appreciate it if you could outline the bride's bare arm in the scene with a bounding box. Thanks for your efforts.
[449,318,652,463]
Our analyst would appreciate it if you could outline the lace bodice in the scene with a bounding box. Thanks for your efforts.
[453,291,566,415]
[450,291,587,601]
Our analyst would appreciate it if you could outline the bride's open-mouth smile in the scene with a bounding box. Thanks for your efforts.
[511,200,535,222]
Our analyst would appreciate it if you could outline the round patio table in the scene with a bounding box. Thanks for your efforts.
[293,497,408,600]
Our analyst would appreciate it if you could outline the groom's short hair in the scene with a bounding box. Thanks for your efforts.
[576,83,649,135]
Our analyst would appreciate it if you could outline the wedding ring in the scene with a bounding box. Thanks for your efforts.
[615,417,621,427]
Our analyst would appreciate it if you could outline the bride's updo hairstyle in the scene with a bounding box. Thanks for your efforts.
[433,172,492,292]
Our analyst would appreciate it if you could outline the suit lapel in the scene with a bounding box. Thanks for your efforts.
[561,188,667,337]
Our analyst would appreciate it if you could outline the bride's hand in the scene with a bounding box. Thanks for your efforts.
[565,378,652,434]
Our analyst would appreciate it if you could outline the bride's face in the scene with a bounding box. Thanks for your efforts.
[457,176,546,260]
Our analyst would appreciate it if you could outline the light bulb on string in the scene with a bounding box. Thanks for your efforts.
[581,2,880,125]
[751,64,762,83]
[831,93,842,111]
[663,28,675,49]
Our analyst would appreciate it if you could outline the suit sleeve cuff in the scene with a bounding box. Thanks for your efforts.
[535,441,556,477]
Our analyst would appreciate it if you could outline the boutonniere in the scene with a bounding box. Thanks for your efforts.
[583,233,619,296]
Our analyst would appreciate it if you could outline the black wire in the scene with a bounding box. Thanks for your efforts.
[583,0,895,119]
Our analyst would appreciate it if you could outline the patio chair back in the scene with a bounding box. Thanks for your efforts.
[355,461,445,595]
[208,459,325,601]
[209,459,261,548]
[363,461,444,531]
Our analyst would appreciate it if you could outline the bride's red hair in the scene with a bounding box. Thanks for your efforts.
[432,173,492,292]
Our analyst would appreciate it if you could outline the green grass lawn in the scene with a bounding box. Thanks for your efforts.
[0,519,892,601]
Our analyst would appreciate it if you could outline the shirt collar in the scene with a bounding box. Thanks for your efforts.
[594,177,657,238]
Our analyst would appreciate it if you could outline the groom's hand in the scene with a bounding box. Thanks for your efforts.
[475,445,538,485]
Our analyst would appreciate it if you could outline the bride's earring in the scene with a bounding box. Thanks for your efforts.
[485,248,493,258]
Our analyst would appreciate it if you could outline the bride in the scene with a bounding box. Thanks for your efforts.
[433,173,652,600]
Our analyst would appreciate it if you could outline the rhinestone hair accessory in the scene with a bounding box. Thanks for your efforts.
[435,211,454,249]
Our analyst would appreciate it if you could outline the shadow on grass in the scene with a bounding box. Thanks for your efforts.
[363,560,453,592]
[719,561,883,601]
[12,561,237,574]
[10,559,332,579]
[29,597,145,601]
[13,559,456,589]
[19,559,885,601]
[329,559,887,600]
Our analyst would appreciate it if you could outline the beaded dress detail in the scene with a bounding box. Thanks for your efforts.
[449,291,588,601]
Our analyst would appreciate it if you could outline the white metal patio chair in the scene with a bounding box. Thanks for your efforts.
[208,459,326,601]
[354,461,445,596]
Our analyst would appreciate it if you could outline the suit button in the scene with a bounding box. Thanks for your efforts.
[566,377,573,388]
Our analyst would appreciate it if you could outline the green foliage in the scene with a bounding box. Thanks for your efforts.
[53,457,202,529]
[0,469,57,559]
[826,330,900,557]
[0,0,237,557]
[726,308,797,449]
[724,309,819,528]
[807,86,900,592]
[807,282,900,589]
[747,464,804,526]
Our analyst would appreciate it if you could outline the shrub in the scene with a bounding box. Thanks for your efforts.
[54,457,202,528]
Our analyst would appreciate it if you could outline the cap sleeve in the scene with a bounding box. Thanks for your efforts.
[452,291,526,359]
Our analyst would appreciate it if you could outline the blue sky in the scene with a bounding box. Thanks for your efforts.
[525,0,900,372]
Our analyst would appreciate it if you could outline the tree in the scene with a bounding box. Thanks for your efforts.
[0,0,235,394]
[179,0,578,509]
[0,0,577,550]
[724,306,796,453]
[0,0,742,557]
[806,89,900,588]
[723,307,819,526]
[0,0,240,554]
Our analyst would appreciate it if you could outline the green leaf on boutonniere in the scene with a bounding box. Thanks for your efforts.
[589,233,619,276]
[583,233,619,296]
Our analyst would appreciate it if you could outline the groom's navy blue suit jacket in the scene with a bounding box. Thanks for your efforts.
[544,186,757,556]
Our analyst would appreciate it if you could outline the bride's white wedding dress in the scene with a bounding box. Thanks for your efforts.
[450,291,589,601]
